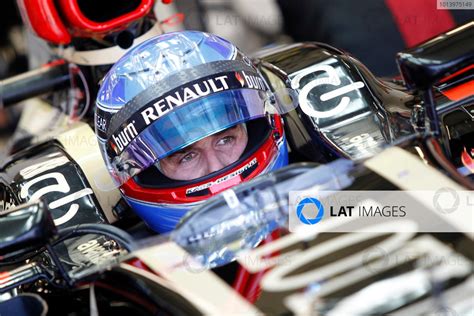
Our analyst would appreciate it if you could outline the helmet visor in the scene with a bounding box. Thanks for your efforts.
[107,89,272,185]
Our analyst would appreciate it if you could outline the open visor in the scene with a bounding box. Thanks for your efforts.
[107,89,274,185]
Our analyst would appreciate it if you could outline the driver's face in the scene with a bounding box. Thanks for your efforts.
[159,124,248,181]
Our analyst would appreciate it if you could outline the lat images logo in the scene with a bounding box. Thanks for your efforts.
[296,197,324,225]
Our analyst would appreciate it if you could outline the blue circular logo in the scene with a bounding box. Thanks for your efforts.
[296,197,324,225]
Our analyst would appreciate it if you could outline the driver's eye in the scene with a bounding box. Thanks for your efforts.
[216,136,235,146]
[179,152,198,164]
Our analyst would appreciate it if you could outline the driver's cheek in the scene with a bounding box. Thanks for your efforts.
[163,156,202,181]
[218,149,239,166]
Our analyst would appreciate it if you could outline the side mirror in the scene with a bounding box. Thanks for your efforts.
[396,22,473,90]
[0,201,57,260]
[396,22,474,136]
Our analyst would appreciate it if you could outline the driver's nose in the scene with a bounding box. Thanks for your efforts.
[203,148,226,174]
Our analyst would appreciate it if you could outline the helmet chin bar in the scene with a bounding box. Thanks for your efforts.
[52,22,164,66]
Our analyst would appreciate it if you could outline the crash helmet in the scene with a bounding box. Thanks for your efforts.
[95,31,289,233]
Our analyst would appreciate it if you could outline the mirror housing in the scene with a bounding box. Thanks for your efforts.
[0,201,57,260]
[397,22,474,90]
